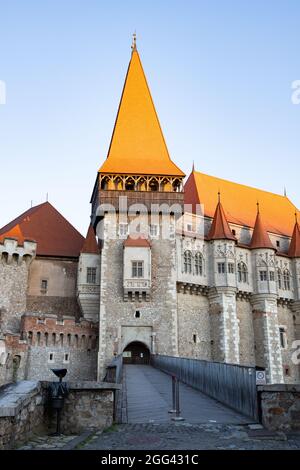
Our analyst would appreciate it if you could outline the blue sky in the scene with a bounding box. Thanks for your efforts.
[0,0,299,234]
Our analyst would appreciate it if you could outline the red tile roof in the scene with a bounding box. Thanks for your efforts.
[0,202,84,257]
[288,221,300,257]
[208,201,236,241]
[123,236,151,248]
[250,211,275,250]
[81,225,99,254]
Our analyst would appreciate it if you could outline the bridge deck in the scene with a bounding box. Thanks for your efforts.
[125,365,252,424]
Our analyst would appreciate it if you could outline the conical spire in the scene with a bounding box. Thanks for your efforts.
[81,225,99,254]
[99,46,184,177]
[250,206,274,250]
[208,196,236,241]
[288,214,300,257]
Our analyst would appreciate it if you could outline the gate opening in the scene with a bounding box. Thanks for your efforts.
[123,341,150,365]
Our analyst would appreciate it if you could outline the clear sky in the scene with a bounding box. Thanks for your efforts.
[0,0,299,235]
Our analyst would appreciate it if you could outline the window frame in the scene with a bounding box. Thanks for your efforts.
[132,261,144,278]
[86,267,97,284]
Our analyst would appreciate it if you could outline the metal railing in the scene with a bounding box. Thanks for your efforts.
[151,354,259,421]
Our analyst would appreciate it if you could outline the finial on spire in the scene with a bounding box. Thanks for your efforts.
[192,160,195,172]
[131,32,137,52]
[284,186,287,197]
[257,201,260,214]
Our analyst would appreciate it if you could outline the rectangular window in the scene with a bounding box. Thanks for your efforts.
[150,224,159,237]
[187,224,193,232]
[279,327,287,349]
[259,270,267,281]
[86,267,97,284]
[269,271,275,281]
[119,223,128,237]
[41,279,48,293]
[193,334,197,344]
[228,263,235,274]
[63,353,70,363]
[48,352,55,363]
[132,261,144,278]
[218,262,225,274]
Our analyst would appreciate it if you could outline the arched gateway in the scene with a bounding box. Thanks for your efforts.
[123,341,150,365]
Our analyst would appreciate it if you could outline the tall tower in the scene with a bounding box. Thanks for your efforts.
[91,40,185,378]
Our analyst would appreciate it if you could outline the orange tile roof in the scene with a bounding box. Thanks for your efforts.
[184,171,299,237]
[99,49,184,177]
[208,201,236,241]
[123,235,151,248]
[288,221,300,257]
[0,202,84,257]
[81,225,99,254]
[250,211,274,250]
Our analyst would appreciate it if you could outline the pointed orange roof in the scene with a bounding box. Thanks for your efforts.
[0,202,84,257]
[250,209,275,250]
[185,170,299,237]
[208,199,236,241]
[288,219,300,257]
[99,48,184,177]
[81,225,99,254]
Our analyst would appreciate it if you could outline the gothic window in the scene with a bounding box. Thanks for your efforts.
[184,250,192,274]
[217,262,225,274]
[283,269,291,290]
[87,267,97,284]
[132,261,144,278]
[194,252,203,276]
[228,263,235,274]
[259,270,267,281]
[238,262,248,283]
[277,269,282,289]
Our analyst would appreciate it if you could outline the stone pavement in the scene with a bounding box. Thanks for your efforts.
[124,365,251,424]
[82,423,300,450]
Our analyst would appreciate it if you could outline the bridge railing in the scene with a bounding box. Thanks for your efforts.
[151,354,259,421]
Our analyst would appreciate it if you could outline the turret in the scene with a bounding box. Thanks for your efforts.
[289,215,300,300]
[250,205,283,383]
[77,225,100,322]
[208,194,237,288]
[207,195,239,364]
[250,204,277,295]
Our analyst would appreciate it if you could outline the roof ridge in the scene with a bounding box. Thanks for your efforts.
[193,170,299,205]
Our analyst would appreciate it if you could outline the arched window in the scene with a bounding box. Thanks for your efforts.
[283,269,291,290]
[238,262,248,283]
[184,250,192,274]
[194,252,203,276]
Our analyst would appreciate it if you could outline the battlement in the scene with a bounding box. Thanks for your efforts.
[20,313,99,350]
[0,237,37,266]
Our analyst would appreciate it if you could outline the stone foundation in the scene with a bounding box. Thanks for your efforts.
[258,384,300,431]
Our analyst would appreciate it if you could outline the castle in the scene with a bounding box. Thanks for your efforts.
[1,42,300,387]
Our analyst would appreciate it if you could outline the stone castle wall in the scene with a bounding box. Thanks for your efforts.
[21,314,98,381]
[98,213,178,379]
[177,291,211,359]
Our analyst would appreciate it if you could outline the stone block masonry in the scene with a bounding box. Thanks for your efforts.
[21,313,99,381]
[0,380,120,449]
[258,384,300,431]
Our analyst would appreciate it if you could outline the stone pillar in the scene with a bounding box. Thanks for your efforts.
[208,287,239,364]
[251,294,284,384]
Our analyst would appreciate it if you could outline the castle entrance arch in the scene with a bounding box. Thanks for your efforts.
[123,341,150,365]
